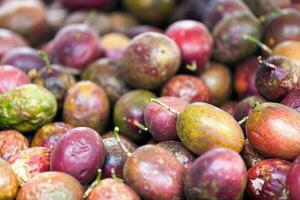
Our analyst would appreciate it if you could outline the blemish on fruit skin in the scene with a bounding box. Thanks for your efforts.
[251,178,264,195]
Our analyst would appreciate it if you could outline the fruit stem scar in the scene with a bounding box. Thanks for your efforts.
[243,35,273,55]
[150,98,179,116]
[113,127,132,157]
[252,101,261,109]
[83,169,102,199]
[238,116,248,125]
[258,56,277,69]
[111,168,124,182]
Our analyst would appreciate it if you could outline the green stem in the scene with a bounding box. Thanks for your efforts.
[110,168,124,182]
[258,56,277,69]
[150,98,179,116]
[186,60,198,72]
[238,117,248,125]
[38,51,52,73]
[113,127,132,157]
[83,169,102,199]
[243,34,273,55]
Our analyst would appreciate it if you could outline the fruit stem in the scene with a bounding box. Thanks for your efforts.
[238,117,248,125]
[110,168,124,182]
[186,60,198,72]
[38,51,52,73]
[123,117,148,132]
[243,34,273,55]
[113,127,132,157]
[258,56,277,69]
[252,101,261,109]
[150,98,179,116]
[83,169,102,199]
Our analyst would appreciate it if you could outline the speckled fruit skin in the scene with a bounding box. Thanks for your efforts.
[0,158,18,200]
[123,145,184,200]
[102,134,137,178]
[273,41,300,61]
[177,103,244,155]
[184,148,247,200]
[246,102,300,160]
[60,0,108,9]
[241,139,265,169]
[1,47,45,73]
[0,84,57,133]
[161,75,212,103]
[200,63,232,105]
[221,101,238,116]
[243,0,291,17]
[213,12,262,63]
[52,24,101,70]
[114,90,156,144]
[165,20,213,70]
[16,172,84,200]
[82,58,129,105]
[234,56,260,99]
[256,56,300,101]
[122,32,181,90]
[63,81,110,133]
[8,147,51,186]
[264,9,300,48]
[0,28,27,60]
[247,159,291,200]
[281,89,300,112]
[88,178,141,200]
[31,122,73,149]
[0,65,30,94]
[144,97,188,142]
[287,156,300,200]
[0,130,28,161]
[157,140,196,171]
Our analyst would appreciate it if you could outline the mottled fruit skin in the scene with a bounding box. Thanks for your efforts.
[144,97,188,142]
[114,90,156,143]
[221,101,238,116]
[0,130,28,161]
[213,12,262,63]
[31,122,72,149]
[184,148,247,200]
[0,65,30,94]
[102,134,137,178]
[52,24,101,69]
[63,81,110,133]
[161,75,212,103]
[88,178,141,200]
[256,56,300,101]
[264,9,300,48]
[166,20,213,70]
[0,158,18,200]
[82,58,129,105]
[1,47,45,73]
[157,141,196,171]
[273,41,300,61]
[177,103,244,155]
[200,63,232,105]
[8,147,51,186]
[247,159,291,200]
[50,127,106,184]
[246,102,300,160]
[281,89,300,112]
[287,156,300,200]
[16,172,84,200]
[243,0,291,17]
[124,145,185,200]
[241,139,265,168]
[122,32,180,90]
[0,84,57,133]
[59,0,108,9]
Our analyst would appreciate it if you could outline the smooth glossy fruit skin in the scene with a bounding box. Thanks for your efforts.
[184,148,247,200]
[82,58,129,105]
[102,134,137,178]
[16,172,84,200]
[63,81,110,133]
[161,75,212,103]
[234,56,260,99]
[177,103,244,155]
[221,101,238,116]
[264,9,300,48]
[114,90,156,144]
[123,145,184,200]
[1,47,45,73]
[0,130,28,161]
[31,122,72,149]
[52,24,101,69]
[0,158,18,200]
[0,28,27,60]
[101,33,130,61]
[144,97,188,142]
[241,139,264,169]
[60,0,108,9]
[247,159,291,200]
[246,102,300,160]
[124,0,174,25]
[157,140,196,171]
[8,147,51,186]
[256,56,300,101]
[0,84,57,133]
[165,20,213,70]
[243,0,291,17]
[273,41,300,61]
[88,178,141,200]
[50,127,106,184]
[287,156,300,200]
[200,63,232,105]
[213,12,262,63]
[122,32,181,90]
[0,65,30,94]
[123,25,162,38]
[281,89,300,112]
[0,0,46,44]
